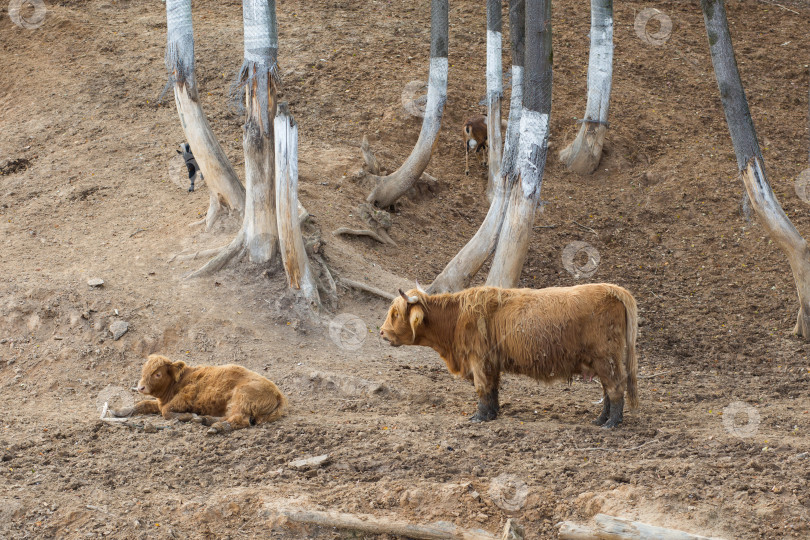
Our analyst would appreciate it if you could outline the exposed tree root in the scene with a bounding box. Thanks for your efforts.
[360,135,383,175]
[333,228,395,246]
[313,254,338,301]
[183,230,246,279]
[333,203,397,246]
[169,245,229,263]
[340,278,396,301]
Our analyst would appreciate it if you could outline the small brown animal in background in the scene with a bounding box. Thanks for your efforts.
[379,284,638,428]
[463,115,488,175]
[113,354,287,434]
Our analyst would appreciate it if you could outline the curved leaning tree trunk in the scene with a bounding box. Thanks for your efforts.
[485,0,504,201]
[365,0,448,208]
[428,0,525,294]
[166,0,245,230]
[487,0,551,288]
[559,0,613,175]
[187,0,280,277]
[702,0,810,338]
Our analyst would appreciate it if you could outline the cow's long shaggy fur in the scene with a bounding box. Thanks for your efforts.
[380,284,638,427]
[117,355,287,434]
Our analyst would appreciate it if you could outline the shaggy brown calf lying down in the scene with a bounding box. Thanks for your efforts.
[379,284,638,428]
[114,354,287,434]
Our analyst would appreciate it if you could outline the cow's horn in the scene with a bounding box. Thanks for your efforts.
[415,280,426,294]
[399,289,418,304]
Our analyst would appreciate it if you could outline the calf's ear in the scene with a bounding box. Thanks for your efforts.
[170,360,186,382]
[409,305,424,342]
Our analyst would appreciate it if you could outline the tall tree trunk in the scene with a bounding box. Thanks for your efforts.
[501,0,526,189]
[487,0,551,288]
[485,0,504,202]
[240,0,279,264]
[428,0,525,294]
[365,0,448,208]
[702,0,810,338]
[185,0,280,277]
[166,0,245,230]
[275,104,321,309]
[559,0,613,175]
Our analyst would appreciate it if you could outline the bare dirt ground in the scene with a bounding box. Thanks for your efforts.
[1,0,809,538]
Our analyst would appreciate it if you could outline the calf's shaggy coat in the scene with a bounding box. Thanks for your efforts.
[116,355,287,434]
[380,284,638,428]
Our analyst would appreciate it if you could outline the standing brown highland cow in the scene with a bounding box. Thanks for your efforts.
[380,284,638,428]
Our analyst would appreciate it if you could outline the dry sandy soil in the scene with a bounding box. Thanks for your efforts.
[1,0,810,538]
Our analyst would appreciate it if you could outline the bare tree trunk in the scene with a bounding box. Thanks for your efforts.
[166,0,245,230]
[428,0,524,294]
[186,0,280,277]
[365,0,448,208]
[487,0,551,288]
[485,0,503,201]
[702,0,810,338]
[240,0,279,263]
[559,0,613,175]
[501,0,525,188]
[275,104,321,309]
[242,69,278,263]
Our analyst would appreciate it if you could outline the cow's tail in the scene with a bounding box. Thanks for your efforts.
[610,285,638,409]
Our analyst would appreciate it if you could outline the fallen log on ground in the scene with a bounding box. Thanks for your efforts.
[558,514,727,540]
[267,504,524,540]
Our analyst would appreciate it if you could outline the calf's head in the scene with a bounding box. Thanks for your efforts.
[380,289,425,347]
[137,354,186,396]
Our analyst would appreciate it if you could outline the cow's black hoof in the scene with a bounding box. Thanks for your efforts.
[469,411,497,423]
[593,414,608,426]
[601,417,623,429]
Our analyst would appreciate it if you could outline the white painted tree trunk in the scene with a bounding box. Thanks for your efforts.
[487,0,551,288]
[185,0,280,278]
[365,0,448,208]
[240,0,279,264]
[559,0,613,175]
[166,0,245,230]
[485,0,503,202]
[428,179,512,293]
[275,105,321,309]
[703,0,810,338]
[427,0,525,294]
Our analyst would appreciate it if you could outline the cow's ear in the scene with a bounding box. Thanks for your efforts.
[409,305,424,342]
[170,360,186,382]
